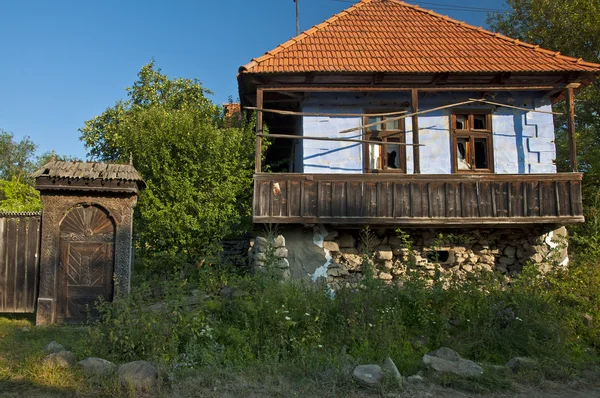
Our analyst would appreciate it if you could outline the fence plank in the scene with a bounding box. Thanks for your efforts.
[15,219,27,311]
[0,214,41,313]
[0,218,6,311]
[26,217,40,312]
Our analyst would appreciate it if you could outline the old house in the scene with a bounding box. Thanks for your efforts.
[238,0,600,285]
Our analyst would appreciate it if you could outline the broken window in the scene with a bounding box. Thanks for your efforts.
[363,111,406,172]
[452,111,493,173]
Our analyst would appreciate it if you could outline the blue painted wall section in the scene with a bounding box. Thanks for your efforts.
[300,92,556,174]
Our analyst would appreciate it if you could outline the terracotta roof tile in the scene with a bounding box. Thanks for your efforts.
[242,0,600,75]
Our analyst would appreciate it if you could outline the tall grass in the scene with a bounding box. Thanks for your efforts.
[88,258,600,380]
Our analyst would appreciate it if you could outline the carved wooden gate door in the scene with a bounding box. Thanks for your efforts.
[58,204,115,322]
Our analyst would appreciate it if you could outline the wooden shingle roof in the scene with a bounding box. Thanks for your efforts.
[33,161,145,193]
[241,0,600,75]
[33,161,143,182]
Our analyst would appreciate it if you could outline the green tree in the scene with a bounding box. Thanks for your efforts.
[489,0,600,194]
[0,129,36,181]
[489,0,600,259]
[0,178,42,213]
[80,61,257,260]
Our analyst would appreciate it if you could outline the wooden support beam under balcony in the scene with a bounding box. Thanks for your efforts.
[253,173,584,226]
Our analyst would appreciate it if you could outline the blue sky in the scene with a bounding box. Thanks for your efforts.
[0,0,509,160]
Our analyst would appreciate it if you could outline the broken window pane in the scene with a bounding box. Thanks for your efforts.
[473,114,487,130]
[457,138,471,170]
[369,143,380,169]
[387,144,400,169]
[455,114,468,130]
[386,118,400,131]
[368,116,382,132]
[474,138,488,169]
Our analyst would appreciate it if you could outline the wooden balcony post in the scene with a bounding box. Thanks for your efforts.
[411,89,421,174]
[255,88,264,173]
[566,87,578,172]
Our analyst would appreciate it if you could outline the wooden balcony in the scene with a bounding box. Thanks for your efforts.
[253,173,584,226]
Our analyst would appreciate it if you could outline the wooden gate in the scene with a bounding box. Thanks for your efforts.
[58,204,115,322]
[0,213,41,313]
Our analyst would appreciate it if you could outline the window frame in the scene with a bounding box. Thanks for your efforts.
[362,110,407,173]
[451,110,494,174]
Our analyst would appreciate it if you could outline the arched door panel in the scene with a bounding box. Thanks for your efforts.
[58,204,115,322]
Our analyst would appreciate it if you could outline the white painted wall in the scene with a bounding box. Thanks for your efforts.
[301,92,557,174]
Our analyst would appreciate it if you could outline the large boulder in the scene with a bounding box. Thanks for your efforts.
[43,341,65,354]
[382,357,403,387]
[42,351,77,368]
[284,229,327,280]
[78,357,117,377]
[422,347,483,377]
[118,361,159,391]
[353,364,384,388]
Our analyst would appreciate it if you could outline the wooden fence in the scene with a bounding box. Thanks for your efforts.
[0,213,41,313]
[253,173,584,226]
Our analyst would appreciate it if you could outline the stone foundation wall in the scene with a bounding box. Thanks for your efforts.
[249,225,568,290]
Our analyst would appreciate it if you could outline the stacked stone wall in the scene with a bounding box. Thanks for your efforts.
[249,226,568,290]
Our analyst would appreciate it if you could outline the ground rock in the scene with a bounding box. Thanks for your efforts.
[422,347,483,377]
[382,357,403,387]
[342,254,363,269]
[353,364,384,388]
[323,241,340,253]
[340,247,359,255]
[272,235,285,248]
[78,357,117,377]
[507,357,537,373]
[338,233,356,248]
[274,247,288,258]
[324,230,339,241]
[118,361,159,391]
[254,236,269,250]
[44,341,65,354]
[253,252,267,261]
[43,351,77,368]
[376,246,393,260]
[504,246,517,258]
[379,272,393,281]
[387,235,403,247]
[406,374,425,384]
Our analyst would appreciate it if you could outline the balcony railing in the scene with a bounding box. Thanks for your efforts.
[253,173,584,226]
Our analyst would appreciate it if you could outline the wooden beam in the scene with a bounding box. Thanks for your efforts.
[491,72,511,84]
[566,87,578,172]
[253,216,585,226]
[411,89,420,174]
[260,85,568,93]
[257,133,423,146]
[253,172,583,183]
[430,73,449,86]
[245,107,407,118]
[255,88,263,173]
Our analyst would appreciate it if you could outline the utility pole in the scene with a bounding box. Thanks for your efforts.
[295,0,299,36]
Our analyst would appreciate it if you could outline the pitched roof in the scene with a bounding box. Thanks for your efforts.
[242,0,600,75]
[32,160,145,186]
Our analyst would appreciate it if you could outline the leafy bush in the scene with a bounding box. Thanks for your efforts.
[0,177,42,212]
[88,258,600,378]
[80,61,260,261]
